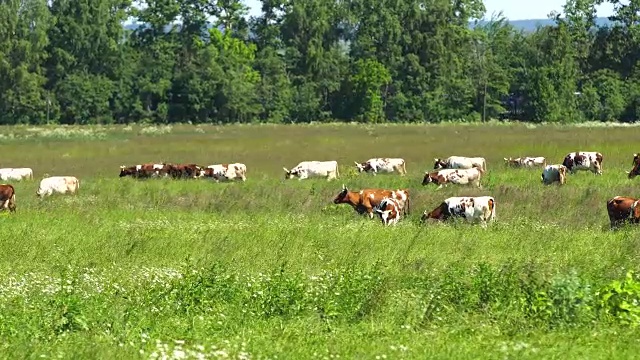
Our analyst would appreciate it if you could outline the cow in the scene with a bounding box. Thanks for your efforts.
[0,168,33,181]
[433,156,487,172]
[283,161,339,181]
[606,196,640,229]
[374,197,402,226]
[0,184,16,212]
[119,163,168,178]
[627,155,640,179]
[421,196,496,228]
[354,158,407,176]
[561,151,603,175]
[607,196,640,229]
[333,185,410,219]
[168,163,202,179]
[200,163,247,182]
[422,167,483,189]
[504,157,547,168]
[541,164,568,185]
[36,176,80,198]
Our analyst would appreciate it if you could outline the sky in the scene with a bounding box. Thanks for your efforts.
[242,0,616,21]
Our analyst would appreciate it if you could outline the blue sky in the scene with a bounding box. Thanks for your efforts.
[242,0,616,21]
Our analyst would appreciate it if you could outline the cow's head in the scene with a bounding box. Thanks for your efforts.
[354,161,369,173]
[282,167,296,179]
[422,172,435,186]
[433,158,447,170]
[333,185,350,204]
[633,154,640,166]
[627,161,640,179]
[119,165,135,177]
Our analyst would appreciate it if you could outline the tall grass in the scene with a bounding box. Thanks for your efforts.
[2,123,640,359]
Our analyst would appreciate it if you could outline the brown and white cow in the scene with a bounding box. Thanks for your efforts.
[200,163,247,182]
[374,197,402,226]
[0,184,16,212]
[421,196,496,228]
[168,163,202,179]
[541,165,568,185]
[504,157,547,168]
[561,151,603,174]
[434,156,487,172]
[422,167,483,189]
[333,185,410,219]
[354,158,407,176]
[606,196,640,229]
[119,163,168,178]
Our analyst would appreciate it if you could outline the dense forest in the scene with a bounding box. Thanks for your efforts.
[0,0,638,125]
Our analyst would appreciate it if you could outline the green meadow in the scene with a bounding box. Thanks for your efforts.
[1,122,640,359]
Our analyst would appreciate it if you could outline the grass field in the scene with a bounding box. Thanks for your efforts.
[3,122,640,359]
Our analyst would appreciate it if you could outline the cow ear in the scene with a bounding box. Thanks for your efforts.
[120,165,125,169]
[503,158,508,161]
[282,167,289,173]
[433,158,438,161]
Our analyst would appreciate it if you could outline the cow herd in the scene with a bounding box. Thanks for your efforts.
[1,150,640,229]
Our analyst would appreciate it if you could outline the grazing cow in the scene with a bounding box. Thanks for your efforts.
[0,168,33,181]
[422,167,483,189]
[541,164,568,185]
[504,157,547,168]
[36,176,80,198]
[201,163,247,182]
[433,156,487,171]
[374,197,402,226]
[606,196,640,229]
[283,161,339,181]
[0,184,16,212]
[333,185,410,219]
[421,196,496,228]
[562,151,603,174]
[354,158,407,176]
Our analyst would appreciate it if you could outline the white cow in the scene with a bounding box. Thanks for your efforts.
[283,161,339,181]
[445,167,484,188]
[541,164,568,185]
[374,197,402,226]
[0,168,33,181]
[201,163,247,182]
[562,151,603,175]
[504,157,547,168]
[36,176,80,198]
[421,196,496,228]
[434,156,487,171]
[354,158,407,176]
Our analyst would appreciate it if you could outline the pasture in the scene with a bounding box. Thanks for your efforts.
[3,122,640,359]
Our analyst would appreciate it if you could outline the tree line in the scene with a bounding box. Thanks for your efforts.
[0,0,638,125]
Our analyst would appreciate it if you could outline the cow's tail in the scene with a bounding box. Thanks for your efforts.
[405,196,410,215]
[336,163,340,178]
[402,160,407,175]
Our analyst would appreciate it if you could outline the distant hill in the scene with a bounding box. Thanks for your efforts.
[123,16,618,35]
